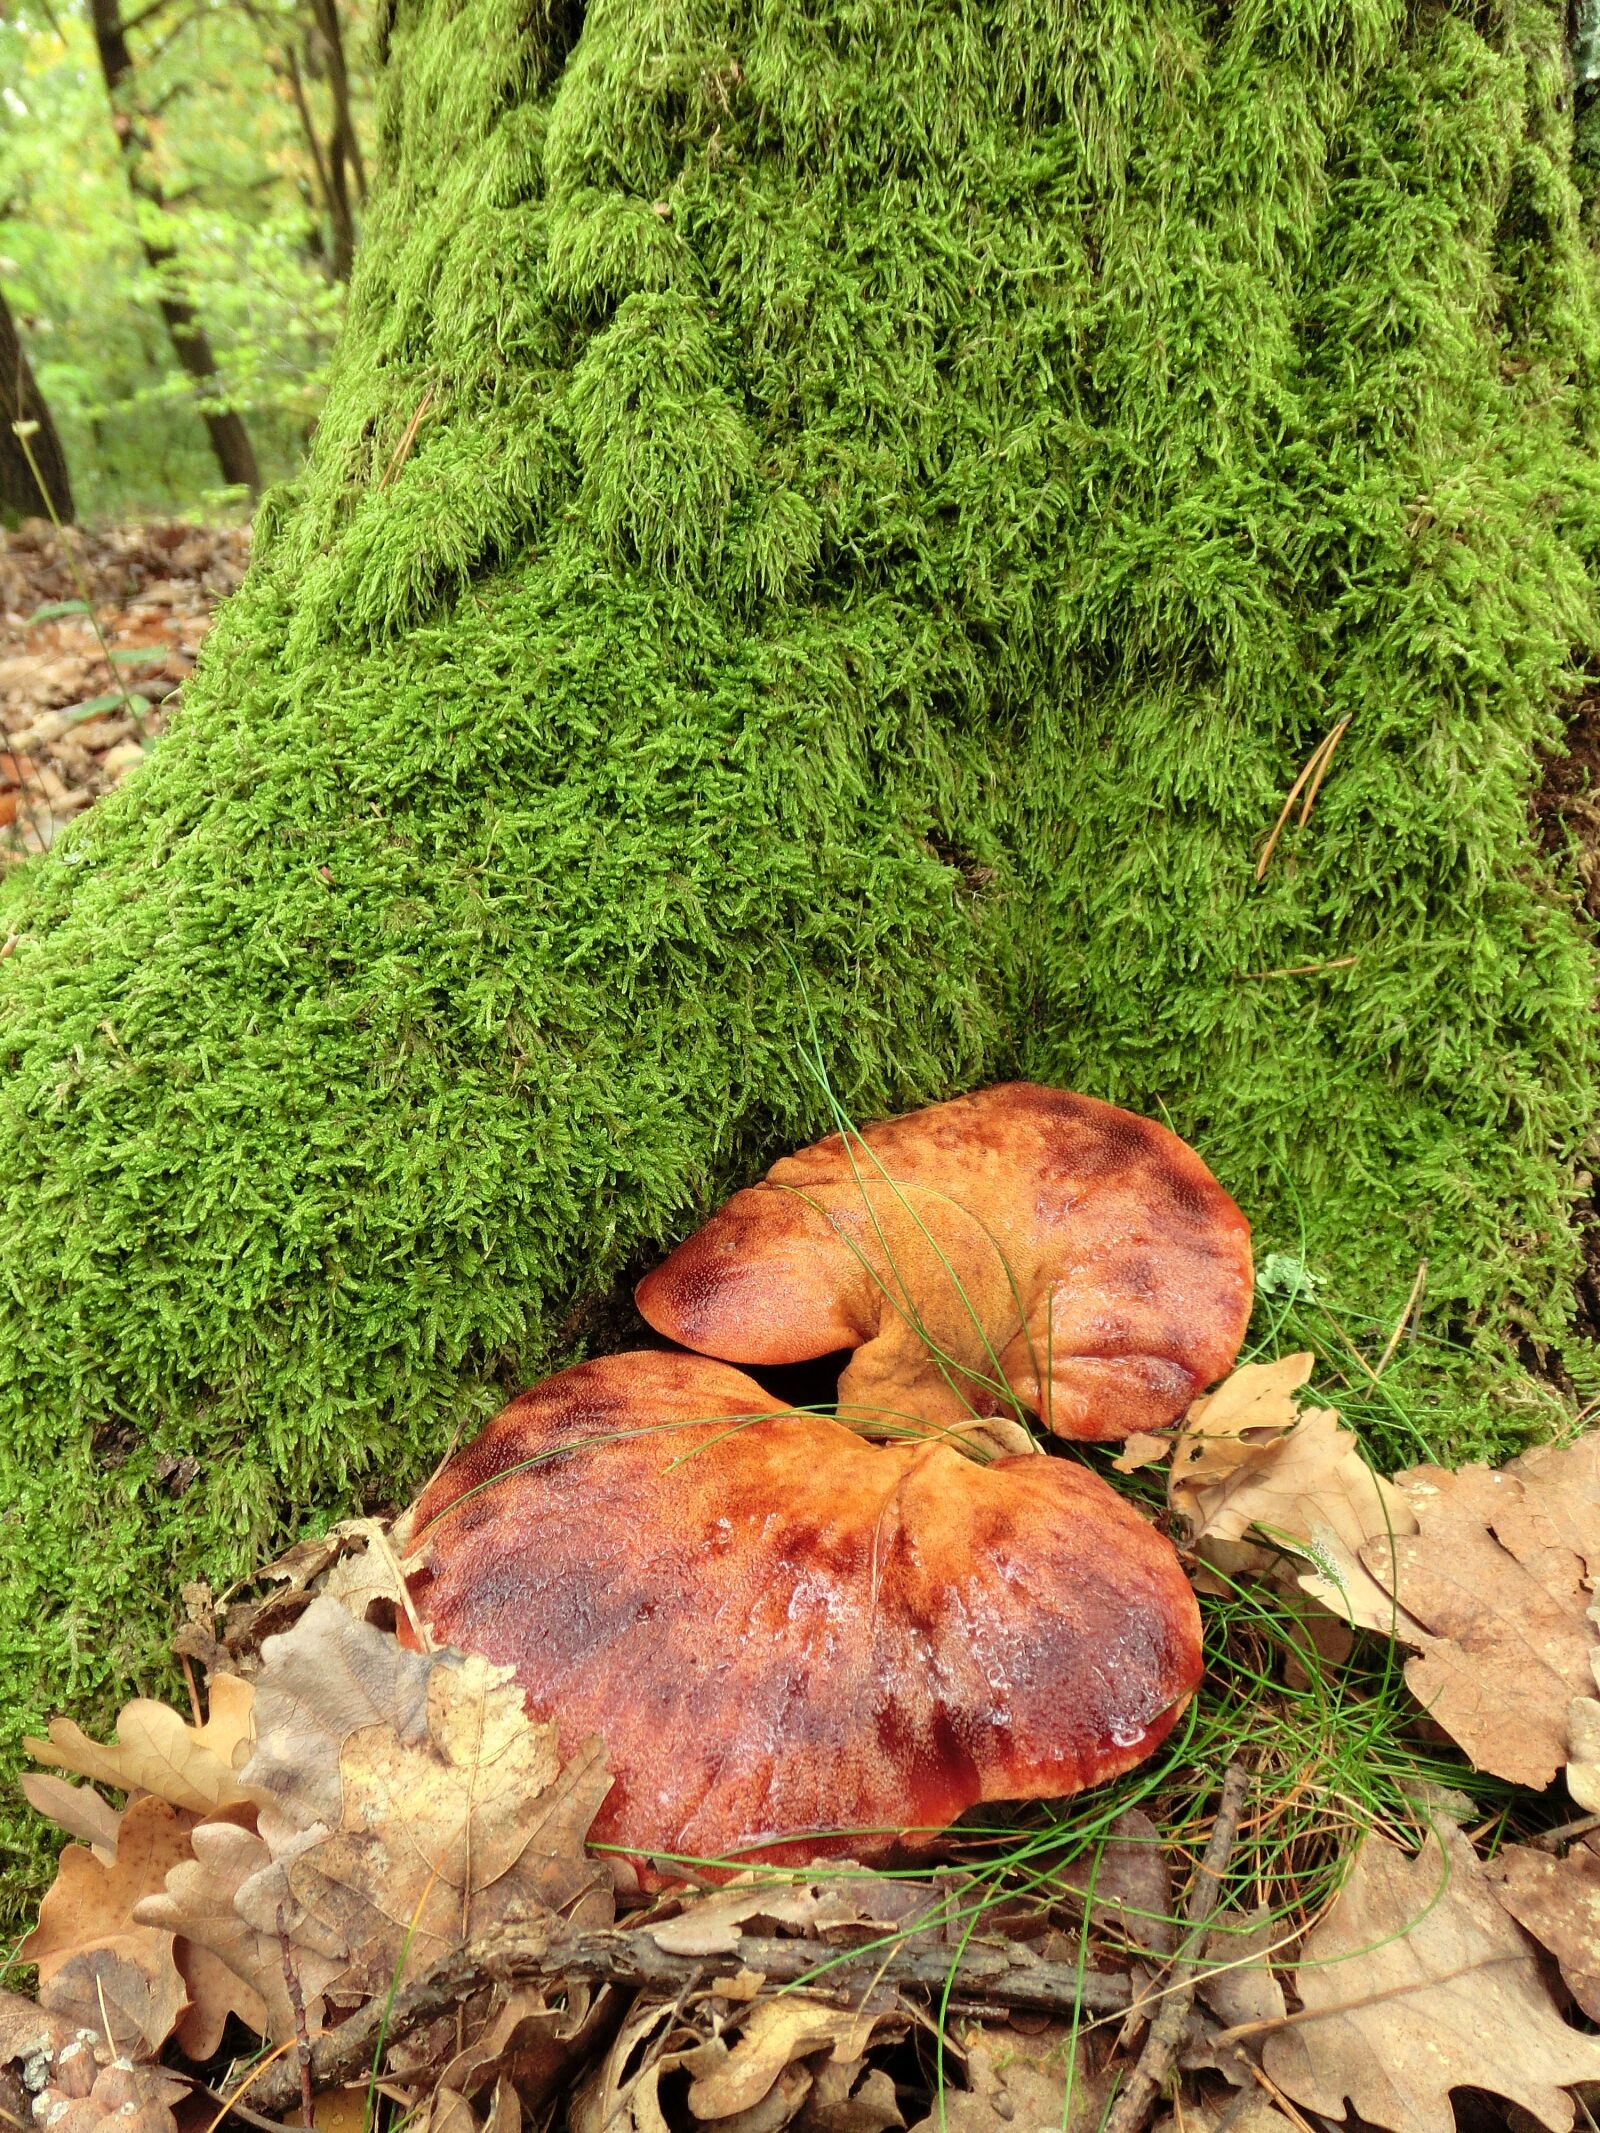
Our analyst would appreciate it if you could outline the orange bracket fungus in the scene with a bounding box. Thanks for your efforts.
[405,1350,1203,1879]
[636,1083,1253,1442]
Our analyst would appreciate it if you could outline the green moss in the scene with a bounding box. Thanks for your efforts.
[3,0,1600,1917]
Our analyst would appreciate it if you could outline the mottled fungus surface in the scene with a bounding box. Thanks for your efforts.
[405,1352,1202,1876]
[637,1085,1254,1441]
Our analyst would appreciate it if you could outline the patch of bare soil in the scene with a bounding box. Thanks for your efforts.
[0,517,248,864]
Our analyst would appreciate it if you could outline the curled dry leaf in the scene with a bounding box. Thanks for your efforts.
[1358,1435,1600,1790]
[636,1084,1253,1443]
[24,1675,255,1816]
[1263,1822,1600,2133]
[1485,1836,1600,2020]
[407,1352,1201,1878]
[906,2023,1105,2133]
[436,1985,613,2112]
[1169,1359,1420,1636]
[687,2001,896,2122]
[649,1874,942,1958]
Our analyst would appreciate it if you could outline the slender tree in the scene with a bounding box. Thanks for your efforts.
[0,285,73,523]
[86,0,260,493]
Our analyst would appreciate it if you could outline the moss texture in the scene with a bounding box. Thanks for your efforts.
[4,0,1600,1904]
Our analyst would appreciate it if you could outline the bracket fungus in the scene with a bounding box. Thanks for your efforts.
[636,1084,1253,1442]
[404,1350,1202,1878]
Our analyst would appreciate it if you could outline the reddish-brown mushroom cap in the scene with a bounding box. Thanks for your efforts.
[635,1083,1253,1443]
[405,1351,1202,1879]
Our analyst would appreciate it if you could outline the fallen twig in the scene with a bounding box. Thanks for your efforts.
[1103,1761,1252,2133]
[248,1915,1133,2112]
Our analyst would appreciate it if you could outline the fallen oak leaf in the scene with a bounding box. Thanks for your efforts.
[796,2062,902,2133]
[21,1795,195,1978]
[1170,1367,1421,1638]
[25,1675,255,1817]
[1262,1821,1600,2133]
[20,1773,122,1861]
[686,1999,894,2121]
[241,1594,437,1829]
[37,2055,188,2133]
[38,1937,187,2061]
[134,1820,292,2048]
[1111,1432,1169,1475]
[1358,1437,1600,1790]
[1566,1600,1600,1813]
[248,1605,612,2004]
[1485,1835,1600,2020]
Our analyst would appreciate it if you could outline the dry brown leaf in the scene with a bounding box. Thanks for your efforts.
[906,2023,1105,2133]
[1567,1601,1600,1813]
[437,1985,611,2110]
[1174,1395,1420,1637]
[25,1676,254,1817]
[1195,1905,1288,2030]
[796,2062,903,2133]
[1168,1353,1313,1503]
[1263,1821,1600,2133]
[687,2000,890,2121]
[1111,1431,1169,1474]
[0,1986,78,2065]
[1485,1836,1600,2020]
[262,1613,611,2004]
[21,1796,195,1977]
[20,1774,122,1861]
[134,1818,289,2048]
[1155,2099,1297,2133]
[650,1874,940,1957]
[572,2000,697,2133]
[1054,1806,1175,1958]
[38,1936,187,2060]
[241,1595,436,1829]
[319,1519,421,1630]
[1360,1438,1600,1789]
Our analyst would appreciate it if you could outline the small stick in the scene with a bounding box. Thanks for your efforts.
[1255,722,1349,884]
[278,1914,316,2130]
[1529,1810,1600,1854]
[246,1917,1133,2113]
[1103,1762,1252,2133]
[1295,715,1352,831]
[1374,1260,1427,1378]
[1237,954,1360,983]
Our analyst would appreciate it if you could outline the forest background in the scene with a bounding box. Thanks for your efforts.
[1,0,369,524]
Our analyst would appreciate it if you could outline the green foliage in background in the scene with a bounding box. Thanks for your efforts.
[3,0,1600,1914]
[0,1,362,516]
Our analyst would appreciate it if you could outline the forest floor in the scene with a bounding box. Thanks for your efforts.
[0,517,249,864]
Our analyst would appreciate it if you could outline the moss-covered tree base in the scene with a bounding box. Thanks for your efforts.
[4,0,1600,1912]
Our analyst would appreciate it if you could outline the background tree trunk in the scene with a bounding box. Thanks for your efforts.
[3,0,1600,1918]
[86,0,259,493]
[0,286,74,523]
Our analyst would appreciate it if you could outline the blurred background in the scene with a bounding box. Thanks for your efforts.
[2,0,367,519]
[0,0,370,855]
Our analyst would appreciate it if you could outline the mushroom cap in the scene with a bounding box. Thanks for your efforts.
[635,1083,1253,1443]
[405,1350,1202,1879]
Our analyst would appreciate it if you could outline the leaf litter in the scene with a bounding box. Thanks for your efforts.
[4,1373,1600,2133]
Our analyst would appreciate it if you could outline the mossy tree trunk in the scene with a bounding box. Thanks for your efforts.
[2,0,1599,1905]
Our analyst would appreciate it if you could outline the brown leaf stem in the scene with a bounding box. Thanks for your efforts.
[246,1915,1133,2113]
[1103,1761,1252,2133]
